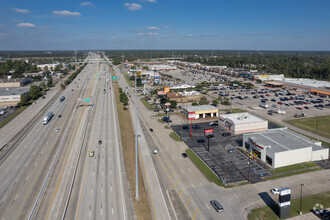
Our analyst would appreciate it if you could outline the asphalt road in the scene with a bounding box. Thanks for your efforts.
[0,53,131,220]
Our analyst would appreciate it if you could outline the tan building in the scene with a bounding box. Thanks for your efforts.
[166,92,203,103]
[183,105,219,119]
[0,79,21,88]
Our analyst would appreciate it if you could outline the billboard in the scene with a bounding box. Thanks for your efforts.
[204,129,214,135]
[164,87,170,93]
[188,112,196,120]
[158,91,165,95]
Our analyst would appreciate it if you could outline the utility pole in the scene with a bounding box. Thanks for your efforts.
[300,184,304,215]
[135,67,139,200]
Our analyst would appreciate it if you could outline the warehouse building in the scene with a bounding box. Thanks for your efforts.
[183,105,219,120]
[243,128,329,168]
[218,112,268,134]
[0,87,30,105]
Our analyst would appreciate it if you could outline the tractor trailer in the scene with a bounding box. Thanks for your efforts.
[43,111,54,125]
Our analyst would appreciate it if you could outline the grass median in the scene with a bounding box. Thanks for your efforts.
[140,98,154,111]
[170,132,182,142]
[112,68,152,219]
[248,191,330,220]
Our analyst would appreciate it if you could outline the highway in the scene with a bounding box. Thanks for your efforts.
[0,53,131,220]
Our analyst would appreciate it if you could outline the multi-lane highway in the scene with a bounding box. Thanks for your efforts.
[0,53,131,220]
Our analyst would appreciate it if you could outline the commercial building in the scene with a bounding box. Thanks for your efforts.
[183,105,219,120]
[148,65,177,71]
[254,74,284,81]
[0,78,31,88]
[37,63,59,70]
[218,112,268,134]
[0,87,30,104]
[243,128,329,168]
[166,91,203,103]
[170,84,195,90]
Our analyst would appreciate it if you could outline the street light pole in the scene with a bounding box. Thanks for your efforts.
[135,69,139,200]
[300,183,304,215]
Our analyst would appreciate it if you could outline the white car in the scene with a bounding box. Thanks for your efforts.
[271,188,280,195]
[55,128,59,132]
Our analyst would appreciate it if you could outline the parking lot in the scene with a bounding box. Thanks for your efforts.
[171,121,272,185]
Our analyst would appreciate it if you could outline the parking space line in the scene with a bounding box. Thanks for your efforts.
[179,189,184,197]
[192,208,199,220]
[169,172,175,179]
[204,202,210,209]
[185,197,191,207]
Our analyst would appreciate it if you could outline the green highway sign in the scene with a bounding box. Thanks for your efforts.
[94,75,99,77]
[112,76,118,79]
[84,98,90,102]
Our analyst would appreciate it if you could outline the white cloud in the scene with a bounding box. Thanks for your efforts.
[80,2,95,7]
[140,0,157,2]
[52,10,81,16]
[133,29,143,32]
[16,22,36,28]
[12,8,30,13]
[0,34,5,37]
[136,33,144,36]
[124,3,142,11]
[147,26,160,31]
[146,32,158,36]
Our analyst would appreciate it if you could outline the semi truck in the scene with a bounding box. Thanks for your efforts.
[60,96,65,102]
[43,111,54,125]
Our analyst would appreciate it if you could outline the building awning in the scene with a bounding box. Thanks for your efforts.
[310,89,330,96]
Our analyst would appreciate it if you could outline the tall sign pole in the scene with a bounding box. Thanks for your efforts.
[135,69,139,200]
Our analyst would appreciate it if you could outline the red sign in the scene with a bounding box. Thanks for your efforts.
[204,129,214,135]
[165,102,171,106]
[158,91,166,95]
[188,112,196,120]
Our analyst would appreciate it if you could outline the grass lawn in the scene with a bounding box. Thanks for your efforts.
[219,108,246,113]
[155,113,167,117]
[164,125,170,129]
[285,115,330,139]
[248,191,330,220]
[112,67,151,219]
[140,98,154,111]
[185,149,224,187]
[271,162,319,174]
[169,132,182,142]
[0,106,28,129]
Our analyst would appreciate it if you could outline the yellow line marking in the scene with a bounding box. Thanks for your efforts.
[185,197,191,207]
[172,181,178,188]
[46,77,95,219]
[179,189,184,197]
[140,146,157,219]
[169,171,175,179]
[164,166,170,172]
[192,208,199,220]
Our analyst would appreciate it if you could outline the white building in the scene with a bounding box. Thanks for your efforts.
[254,74,284,81]
[148,65,177,71]
[243,128,329,168]
[170,84,195,90]
[37,63,59,70]
[0,87,30,104]
[218,112,268,134]
[183,105,219,120]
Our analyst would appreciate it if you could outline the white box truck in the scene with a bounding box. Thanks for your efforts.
[43,111,54,125]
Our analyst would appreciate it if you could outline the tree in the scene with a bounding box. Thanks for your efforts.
[47,76,53,87]
[192,102,199,106]
[60,83,66,90]
[142,66,148,70]
[212,100,219,106]
[39,82,47,91]
[256,79,262,84]
[28,85,40,100]
[199,96,209,105]
[169,100,177,109]
[18,93,29,106]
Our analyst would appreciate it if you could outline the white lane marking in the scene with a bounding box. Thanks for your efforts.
[111,186,112,192]
[191,184,195,189]
[112,208,114,215]
[102,171,103,176]
[200,182,203,187]
[205,202,210,209]
[181,168,184,174]
[172,156,175,161]
[15,194,18,200]
[188,167,192,173]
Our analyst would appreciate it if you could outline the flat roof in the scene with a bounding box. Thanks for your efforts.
[0,87,30,96]
[184,105,218,112]
[265,81,284,86]
[244,128,325,154]
[219,112,266,125]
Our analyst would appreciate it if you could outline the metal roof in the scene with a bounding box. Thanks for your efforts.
[244,128,325,154]
[0,87,30,96]
[220,112,266,125]
[184,105,218,112]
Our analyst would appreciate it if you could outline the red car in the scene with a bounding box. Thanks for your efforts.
[278,102,283,105]
[296,107,302,110]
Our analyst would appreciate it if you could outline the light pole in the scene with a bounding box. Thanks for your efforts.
[135,69,139,200]
[300,183,304,215]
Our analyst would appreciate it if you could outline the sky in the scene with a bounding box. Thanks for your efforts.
[0,0,330,51]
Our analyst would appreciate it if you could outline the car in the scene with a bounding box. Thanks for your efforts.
[98,140,102,144]
[206,134,214,138]
[210,121,219,126]
[149,128,153,132]
[55,128,59,132]
[42,96,46,99]
[304,106,309,109]
[270,188,280,195]
[296,107,302,110]
[89,150,95,157]
[192,124,201,129]
[222,132,231,137]
[150,115,155,119]
[153,109,159,112]
[181,153,188,158]
[210,200,224,213]
[228,149,235,153]
[153,149,158,154]
[58,114,62,118]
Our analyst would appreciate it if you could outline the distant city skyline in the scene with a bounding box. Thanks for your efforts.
[0,0,330,51]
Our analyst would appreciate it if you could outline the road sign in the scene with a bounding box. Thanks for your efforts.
[165,102,171,107]
[158,91,166,95]
[94,75,99,77]
[164,86,170,93]
[188,112,196,120]
[84,98,90,102]
[112,76,118,79]
[204,129,214,135]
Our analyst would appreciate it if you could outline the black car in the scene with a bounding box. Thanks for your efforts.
[222,132,231,137]
[154,109,159,112]
[206,134,214,138]
[149,128,153,132]
[181,153,188,158]
[98,140,102,144]
[192,124,201,129]
[58,114,62,118]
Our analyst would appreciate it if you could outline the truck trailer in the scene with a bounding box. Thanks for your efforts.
[43,111,54,125]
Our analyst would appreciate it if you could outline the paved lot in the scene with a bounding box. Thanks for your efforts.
[171,122,271,185]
